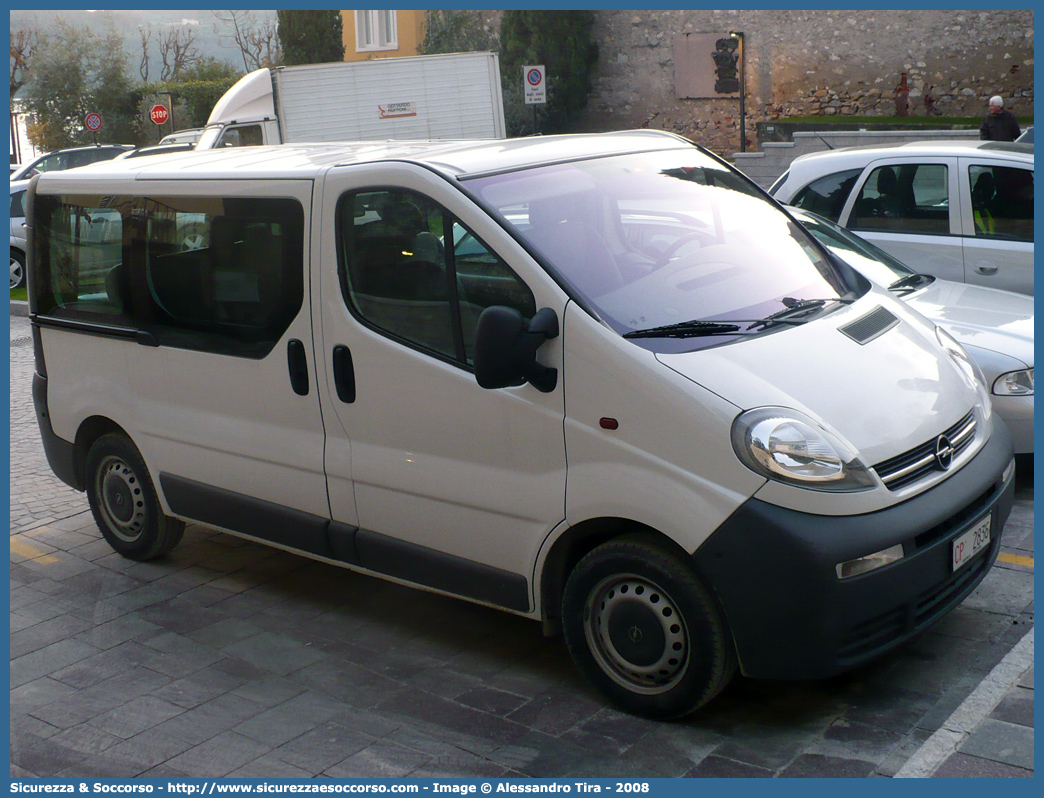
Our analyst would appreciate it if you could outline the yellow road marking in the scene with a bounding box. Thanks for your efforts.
[998,552,1034,568]
[10,538,60,564]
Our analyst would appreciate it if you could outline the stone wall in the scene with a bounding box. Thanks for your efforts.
[576,9,1034,156]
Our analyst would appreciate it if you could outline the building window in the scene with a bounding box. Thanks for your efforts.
[356,10,398,52]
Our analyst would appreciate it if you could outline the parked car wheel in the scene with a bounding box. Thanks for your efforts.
[179,222,208,251]
[85,433,185,560]
[562,535,736,718]
[10,248,26,290]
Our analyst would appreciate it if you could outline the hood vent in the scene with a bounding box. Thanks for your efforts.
[840,306,900,345]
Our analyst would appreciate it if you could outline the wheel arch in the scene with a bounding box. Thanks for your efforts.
[71,416,132,491]
[538,517,694,636]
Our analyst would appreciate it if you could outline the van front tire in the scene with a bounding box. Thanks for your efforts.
[562,536,735,719]
[85,434,185,560]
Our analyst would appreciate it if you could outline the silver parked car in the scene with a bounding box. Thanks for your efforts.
[10,144,133,181]
[158,128,204,146]
[10,179,29,289]
[770,141,1033,295]
[791,206,1033,455]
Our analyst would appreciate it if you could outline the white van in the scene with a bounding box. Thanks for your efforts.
[26,131,1015,719]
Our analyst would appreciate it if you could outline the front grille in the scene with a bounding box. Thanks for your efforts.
[837,530,996,663]
[873,411,977,491]
[837,607,905,660]
[913,486,994,551]
[914,547,993,623]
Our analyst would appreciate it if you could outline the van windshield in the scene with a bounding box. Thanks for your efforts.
[466,149,863,353]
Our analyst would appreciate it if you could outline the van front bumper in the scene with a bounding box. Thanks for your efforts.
[692,418,1015,680]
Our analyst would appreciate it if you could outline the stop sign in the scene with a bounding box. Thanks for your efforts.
[150,104,170,125]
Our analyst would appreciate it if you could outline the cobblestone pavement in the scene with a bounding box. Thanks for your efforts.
[9,316,1034,778]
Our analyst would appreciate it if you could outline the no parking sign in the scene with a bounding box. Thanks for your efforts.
[524,65,546,105]
[85,112,103,132]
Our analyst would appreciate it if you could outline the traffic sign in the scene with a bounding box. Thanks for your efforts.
[85,112,103,132]
[523,65,546,105]
[150,104,170,126]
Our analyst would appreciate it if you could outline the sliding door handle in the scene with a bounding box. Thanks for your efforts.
[287,339,309,396]
[333,345,356,403]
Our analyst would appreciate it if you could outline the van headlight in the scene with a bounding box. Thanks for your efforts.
[731,407,876,492]
[936,327,992,419]
[993,368,1034,397]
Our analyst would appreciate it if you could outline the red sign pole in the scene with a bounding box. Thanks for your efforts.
[84,112,103,145]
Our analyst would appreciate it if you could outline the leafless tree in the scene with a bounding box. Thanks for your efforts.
[213,10,280,72]
[243,16,280,69]
[10,27,38,98]
[158,26,200,81]
[138,24,152,82]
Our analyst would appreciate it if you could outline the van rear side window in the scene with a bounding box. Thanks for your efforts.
[33,194,304,358]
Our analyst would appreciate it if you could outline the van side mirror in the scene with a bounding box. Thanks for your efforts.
[474,306,559,393]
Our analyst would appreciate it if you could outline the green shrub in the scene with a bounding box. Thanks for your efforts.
[499,11,598,136]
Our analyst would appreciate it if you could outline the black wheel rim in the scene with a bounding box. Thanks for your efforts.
[95,455,147,543]
[583,573,689,695]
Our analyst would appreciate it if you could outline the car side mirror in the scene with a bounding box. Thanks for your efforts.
[474,306,559,393]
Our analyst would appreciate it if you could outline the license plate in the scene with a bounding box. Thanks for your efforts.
[952,514,992,572]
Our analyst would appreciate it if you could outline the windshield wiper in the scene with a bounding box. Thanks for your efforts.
[623,297,855,339]
[744,296,856,331]
[623,320,742,339]
[887,273,933,293]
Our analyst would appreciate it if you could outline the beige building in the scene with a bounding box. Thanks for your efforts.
[340,10,426,60]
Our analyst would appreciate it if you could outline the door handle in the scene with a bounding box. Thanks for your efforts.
[287,339,309,396]
[975,264,999,276]
[332,345,356,403]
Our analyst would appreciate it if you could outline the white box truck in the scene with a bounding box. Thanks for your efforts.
[195,51,506,150]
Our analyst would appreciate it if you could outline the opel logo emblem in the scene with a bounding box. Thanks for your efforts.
[628,626,643,644]
[935,434,955,470]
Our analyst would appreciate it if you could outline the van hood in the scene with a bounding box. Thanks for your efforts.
[656,293,980,466]
[904,279,1033,368]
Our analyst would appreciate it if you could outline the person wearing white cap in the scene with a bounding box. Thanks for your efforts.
[980,95,1021,141]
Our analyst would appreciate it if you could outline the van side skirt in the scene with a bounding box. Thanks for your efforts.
[158,473,530,612]
[160,473,334,559]
[354,529,530,612]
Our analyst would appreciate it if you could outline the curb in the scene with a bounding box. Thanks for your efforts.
[11,300,29,317]
[893,626,1035,777]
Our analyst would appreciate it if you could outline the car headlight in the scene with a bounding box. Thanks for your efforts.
[731,407,876,492]
[936,327,992,419]
[993,368,1034,397]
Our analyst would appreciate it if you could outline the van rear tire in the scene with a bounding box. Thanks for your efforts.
[562,536,736,719]
[85,433,185,560]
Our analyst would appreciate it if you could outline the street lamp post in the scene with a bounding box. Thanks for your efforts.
[730,31,746,153]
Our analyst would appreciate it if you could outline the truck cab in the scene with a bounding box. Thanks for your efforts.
[197,68,281,150]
